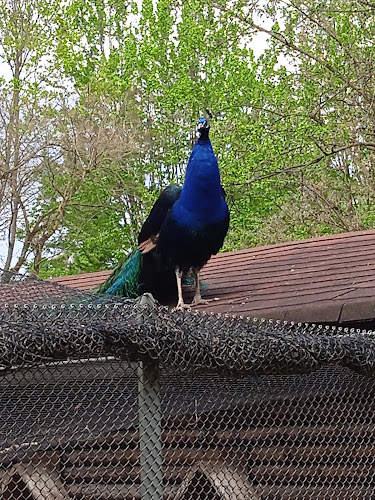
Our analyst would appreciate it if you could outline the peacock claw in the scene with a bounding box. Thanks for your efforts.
[190,296,210,307]
[173,301,191,311]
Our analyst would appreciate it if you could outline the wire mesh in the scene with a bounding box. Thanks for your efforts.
[0,275,375,498]
[1,360,375,499]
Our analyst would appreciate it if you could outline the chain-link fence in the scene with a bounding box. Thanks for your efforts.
[1,276,375,499]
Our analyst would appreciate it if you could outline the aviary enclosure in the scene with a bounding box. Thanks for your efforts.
[0,274,375,499]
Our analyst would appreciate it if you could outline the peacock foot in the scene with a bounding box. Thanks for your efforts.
[173,300,192,311]
[190,295,210,307]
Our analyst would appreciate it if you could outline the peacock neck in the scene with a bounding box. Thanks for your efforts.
[179,138,223,213]
[197,128,209,141]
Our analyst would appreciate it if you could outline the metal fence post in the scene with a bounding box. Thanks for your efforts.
[138,360,163,500]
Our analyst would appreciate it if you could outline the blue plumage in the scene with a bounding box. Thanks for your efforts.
[98,117,229,309]
[171,140,227,227]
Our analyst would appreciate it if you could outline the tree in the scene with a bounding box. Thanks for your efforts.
[215,0,375,242]
[0,0,62,277]
[39,0,273,275]
[35,0,150,277]
[0,0,141,277]
[5,0,375,280]
[29,92,141,275]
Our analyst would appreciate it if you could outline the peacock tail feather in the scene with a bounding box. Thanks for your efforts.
[96,249,142,298]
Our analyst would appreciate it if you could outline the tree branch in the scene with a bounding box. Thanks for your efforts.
[230,143,375,187]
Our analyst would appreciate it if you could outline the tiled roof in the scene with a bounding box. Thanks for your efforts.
[51,270,112,292]
[51,229,375,325]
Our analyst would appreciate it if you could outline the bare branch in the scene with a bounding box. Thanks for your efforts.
[230,143,375,187]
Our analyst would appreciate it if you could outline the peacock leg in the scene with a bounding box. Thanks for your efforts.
[175,267,189,310]
[191,268,209,306]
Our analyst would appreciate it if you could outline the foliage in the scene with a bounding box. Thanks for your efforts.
[2,0,375,278]
[222,0,375,241]
[0,0,63,276]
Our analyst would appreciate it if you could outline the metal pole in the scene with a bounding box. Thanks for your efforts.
[138,360,163,500]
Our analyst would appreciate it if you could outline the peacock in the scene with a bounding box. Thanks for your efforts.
[97,117,229,309]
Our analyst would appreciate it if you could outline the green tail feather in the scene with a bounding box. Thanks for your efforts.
[96,249,142,298]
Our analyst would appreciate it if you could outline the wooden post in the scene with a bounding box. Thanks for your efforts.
[138,360,163,500]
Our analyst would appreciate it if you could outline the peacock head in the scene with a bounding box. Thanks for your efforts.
[197,117,210,140]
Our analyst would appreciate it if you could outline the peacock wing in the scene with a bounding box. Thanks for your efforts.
[138,184,182,254]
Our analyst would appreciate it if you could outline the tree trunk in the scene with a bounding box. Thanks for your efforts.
[2,50,22,279]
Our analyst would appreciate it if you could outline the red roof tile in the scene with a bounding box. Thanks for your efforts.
[51,229,375,325]
[51,270,112,291]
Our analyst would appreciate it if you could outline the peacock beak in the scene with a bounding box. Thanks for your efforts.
[197,120,208,130]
